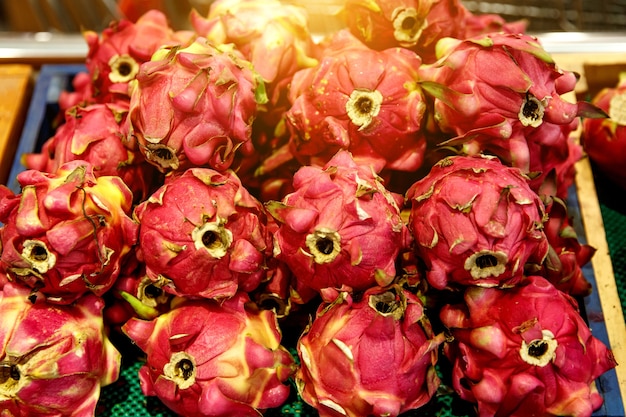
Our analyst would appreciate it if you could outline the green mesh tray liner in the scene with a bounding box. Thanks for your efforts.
[594,166,626,324]
[9,65,626,417]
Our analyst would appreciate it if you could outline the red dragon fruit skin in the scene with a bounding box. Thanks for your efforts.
[83,9,189,103]
[190,0,319,115]
[419,32,604,175]
[440,276,617,417]
[296,285,444,417]
[127,37,267,174]
[341,0,470,63]
[22,102,158,203]
[0,161,138,305]
[406,155,549,290]
[133,167,272,300]
[535,194,594,297]
[0,282,121,416]
[122,292,295,417]
[285,29,428,173]
[265,150,411,298]
[581,72,626,189]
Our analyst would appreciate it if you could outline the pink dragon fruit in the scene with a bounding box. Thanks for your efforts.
[190,0,319,120]
[84,9,189,103]
[133,167,272,300]
[58,71,96,112]
[127,37,267,174]
[534,194,594,297]
[341,0,525,64]
[266,150,411,299]
[418,32,604,177]
[0,282,121,416]
[296,285,444,417]
[284,30,428,173]
[0,161,138,304]
[122,292,295,417]
[525,121,584,199]
[341,0,470,63]
[23,102,159,203]
[440,275,617,417]
[405,155,549,290]
[581,72,626,189]
[462,12,528,38]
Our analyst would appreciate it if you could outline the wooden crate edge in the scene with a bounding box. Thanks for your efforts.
[575,155,626,406]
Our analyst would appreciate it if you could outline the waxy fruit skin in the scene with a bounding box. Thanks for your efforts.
[406,155,549,290]
[122,292,295,417]
[0,283,121,416]
[0,162,138,305]
[440,276,617,417]
[296,285,444,417]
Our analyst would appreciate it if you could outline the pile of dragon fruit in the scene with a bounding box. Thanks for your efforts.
[0,0,620,416]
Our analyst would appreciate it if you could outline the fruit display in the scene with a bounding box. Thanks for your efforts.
[0,1,619,416]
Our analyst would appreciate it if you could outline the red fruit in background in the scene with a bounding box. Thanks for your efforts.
[23,102,158,203]
[581,72,626,189]
[84,9,187,104]
[285,30,428,173]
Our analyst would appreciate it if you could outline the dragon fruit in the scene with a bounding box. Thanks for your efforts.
[0,282,121,416]
[122,292,295,417]
[22,102,158,203]
[405,155,549,290]
[534,194,594,297]
[190,0,319,120]
[58,71,96,112]
[341,0,469,63]
[133,167,272,300]
[266,150,411,299]
[463,12,528,38]
[84,9,189,103]
[419,32,604,177]
[0,161,138,304]
[127,37,267,174]
[525,121,584,199]
[581,71,626,189]
[296,285,444,417]
[284,30,428,173]
[440,275,617,417]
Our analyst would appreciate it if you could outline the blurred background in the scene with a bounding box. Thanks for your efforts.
[2,0,626,33]
[2,0,626,65]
